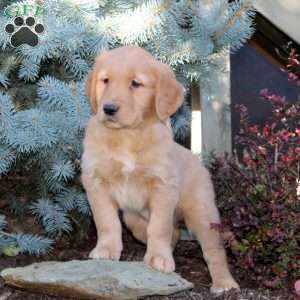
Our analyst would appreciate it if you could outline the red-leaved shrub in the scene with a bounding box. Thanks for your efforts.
[209,49,300,288]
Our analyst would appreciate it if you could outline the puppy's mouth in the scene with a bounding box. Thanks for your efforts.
[105,116,117,122]
[103,116,123,128]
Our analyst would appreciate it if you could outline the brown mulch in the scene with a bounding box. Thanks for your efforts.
[0,175,298,300]
[0,229,297,300]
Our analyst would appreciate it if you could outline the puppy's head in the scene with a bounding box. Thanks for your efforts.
[86,46,184,128]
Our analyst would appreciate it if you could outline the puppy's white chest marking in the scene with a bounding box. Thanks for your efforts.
[87,148,149,213]
[110,152,147,212]
[112,180,147,212]
[118,153,136,176]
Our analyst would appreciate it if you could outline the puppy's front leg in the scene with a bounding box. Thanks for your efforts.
[144,187,177,273]
[82,175,122,260]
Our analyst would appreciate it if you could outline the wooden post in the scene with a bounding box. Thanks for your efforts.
[191,50,232,156]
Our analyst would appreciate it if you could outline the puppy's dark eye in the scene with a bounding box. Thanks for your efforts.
[103,78,109,84]
[131,80,143,88]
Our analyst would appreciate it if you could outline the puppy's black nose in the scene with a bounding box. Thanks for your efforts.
[103,103,119,116]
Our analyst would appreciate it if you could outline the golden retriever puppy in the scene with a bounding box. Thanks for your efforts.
[81,46,239,293]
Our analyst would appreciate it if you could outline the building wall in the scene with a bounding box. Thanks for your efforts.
[254,0,300,44]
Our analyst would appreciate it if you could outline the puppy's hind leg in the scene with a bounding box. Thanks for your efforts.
[181,169,239,294]
[123,211,148,244]
[123,211,180,249]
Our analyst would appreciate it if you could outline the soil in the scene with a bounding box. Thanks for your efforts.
[0,175,298,300]
[0,229,298,300]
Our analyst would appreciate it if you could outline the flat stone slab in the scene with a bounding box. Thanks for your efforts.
[1,260,193,300]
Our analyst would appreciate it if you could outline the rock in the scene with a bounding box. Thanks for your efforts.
[1,260,193,300]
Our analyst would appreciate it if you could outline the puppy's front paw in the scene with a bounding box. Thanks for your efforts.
[89,244,122,261]
[210,277,240,294]
[144,252,175,273]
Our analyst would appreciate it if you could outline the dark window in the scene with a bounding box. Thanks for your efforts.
[231,13,299,150]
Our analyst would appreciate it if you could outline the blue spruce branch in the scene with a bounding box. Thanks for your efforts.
[0,0,255,255]
[0,215,53,255]
[30,198,73,235]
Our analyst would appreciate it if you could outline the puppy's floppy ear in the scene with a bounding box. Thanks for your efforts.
[86,51,108,114]
[86,69,98,114]
[155,63,185,121]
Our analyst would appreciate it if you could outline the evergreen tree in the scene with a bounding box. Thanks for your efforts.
[0,0,255,255]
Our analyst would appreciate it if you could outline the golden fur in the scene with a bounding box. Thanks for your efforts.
[81,46,239,293]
